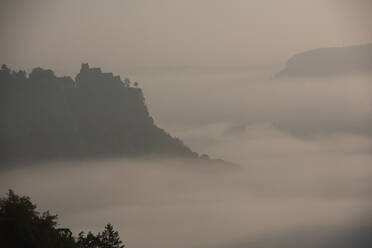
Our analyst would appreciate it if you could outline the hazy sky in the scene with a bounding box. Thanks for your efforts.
[1,0,372,75]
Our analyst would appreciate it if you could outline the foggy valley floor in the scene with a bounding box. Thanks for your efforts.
[1,67,372,248]
[0,156,371,248]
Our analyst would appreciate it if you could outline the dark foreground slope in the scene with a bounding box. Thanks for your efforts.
[276,43,372,77]
[0,190,126,248]
[0,64,200,164]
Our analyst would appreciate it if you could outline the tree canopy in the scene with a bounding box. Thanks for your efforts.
[0,190,125,248]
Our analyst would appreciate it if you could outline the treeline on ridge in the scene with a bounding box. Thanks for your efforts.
[0,63,199,164]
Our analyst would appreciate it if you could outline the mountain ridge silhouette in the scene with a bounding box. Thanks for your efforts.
[276,43,372,77]
[0,63,226,166]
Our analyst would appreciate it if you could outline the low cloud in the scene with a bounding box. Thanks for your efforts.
[0,155,371,248]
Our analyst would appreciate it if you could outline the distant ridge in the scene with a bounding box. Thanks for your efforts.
[0,63,226,166]
[276,43,372,77]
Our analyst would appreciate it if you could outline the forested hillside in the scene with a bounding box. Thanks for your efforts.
[0,64,198,164]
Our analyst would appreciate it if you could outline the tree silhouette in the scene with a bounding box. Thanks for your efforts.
[76,232,102,248]
[0,190,126,248]
[0,190,75,248]
[1,64,10,74]
[99,224,125,248]
[124,78,131,87]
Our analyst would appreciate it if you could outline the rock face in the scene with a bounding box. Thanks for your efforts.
[276,43,372,77]
[0,63,198,164]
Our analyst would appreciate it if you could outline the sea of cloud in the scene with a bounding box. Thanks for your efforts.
[1,66,371,247]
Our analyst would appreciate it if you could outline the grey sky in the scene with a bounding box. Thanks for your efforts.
[1,0,371,75]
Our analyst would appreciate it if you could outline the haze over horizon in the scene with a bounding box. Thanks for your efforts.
[1,0,372,75]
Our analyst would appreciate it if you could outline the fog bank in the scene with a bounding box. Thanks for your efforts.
[1,155,371,248]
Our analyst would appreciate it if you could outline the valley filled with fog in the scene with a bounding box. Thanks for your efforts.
[1,66,371,248]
